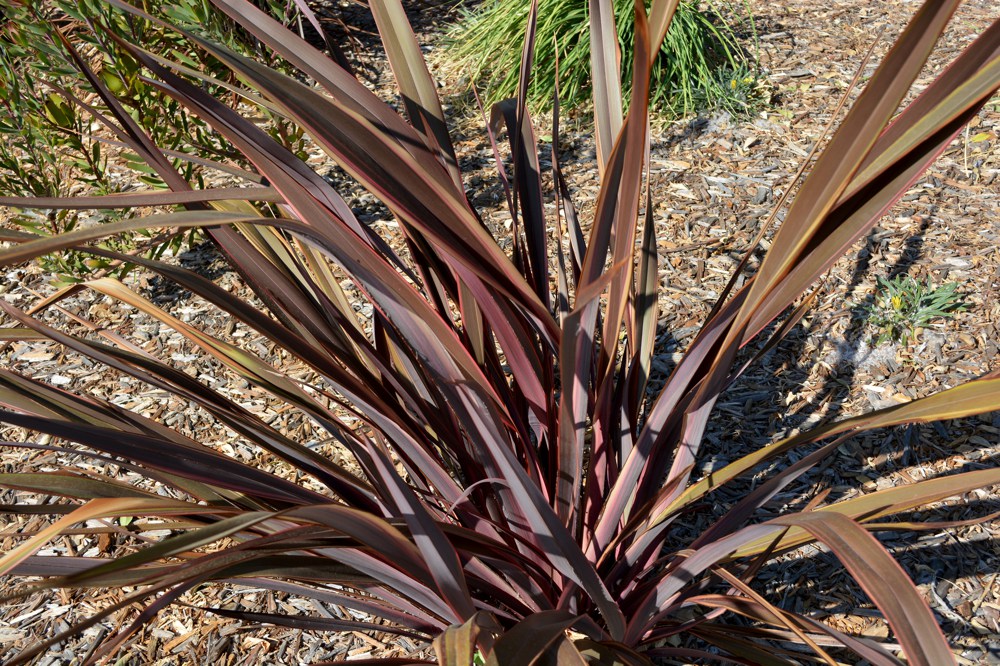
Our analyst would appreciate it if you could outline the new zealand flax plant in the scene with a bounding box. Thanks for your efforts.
[0,0,998,663]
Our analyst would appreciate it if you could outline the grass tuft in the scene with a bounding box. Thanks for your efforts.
[441,0,763,118]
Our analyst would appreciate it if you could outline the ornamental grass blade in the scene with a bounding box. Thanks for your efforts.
[0,411,324,505]
[639,11,1000,523]
[588,0,622,171]
[433,618,479,666]
[656,376,1000,526]
[0,436,241,509]
[544,637,591,665]
[646,0,682,65]
[43,513,284,589]
[731,13,1000,354]
[0,498,203,577]
[484,96,553,420]
[454,384,626,640]
[107,7,559,354]
[512,0,549,290]
[205,607,426,637]
[682,599,900,664]
[116,0,448,187]
[0,301,379,508]
[731,468,1000,558]
[367,0,463,189]
[485,610,579,666]
[0,473,161,500]
[747,56,1000,337]
[168,31,554,334]
[493,101,549,304]
[683,631,813,666]
[227,578,444,633]
[560,1,651,529]
[849,19,1000,195]
[710,568,838,665]
[125,50,531,425]
[648,0,979,507]
[433,612,500,666]
[599,11,651,383]
[574,640,653,666]
[633,182,659,394]
[0,186,282,209]
[550,82,585,277]
[821,467,1000,524]
[363,446,476,622]
[0,211,257,266]
[772,512,953,666]
[738,0,963,323]
[7,557,163,580]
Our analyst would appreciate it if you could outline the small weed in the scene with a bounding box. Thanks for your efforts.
[0,0,309,281]
[866,274,966,345]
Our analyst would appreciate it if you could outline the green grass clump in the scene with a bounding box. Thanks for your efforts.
[443,0,760,118]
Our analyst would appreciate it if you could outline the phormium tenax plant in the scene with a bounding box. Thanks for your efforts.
[0,0,998,664]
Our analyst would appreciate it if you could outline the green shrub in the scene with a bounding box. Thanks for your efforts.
[442,0,760,117]
[0,11,119,278]
[0,0,308,281]
[0,0,998,664]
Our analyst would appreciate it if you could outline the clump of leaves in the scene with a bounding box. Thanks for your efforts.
[0,0,997,664]
[442,0,761,117]
[867,274,966,345]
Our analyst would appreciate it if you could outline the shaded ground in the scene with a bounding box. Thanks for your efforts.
[1,0,998,663]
